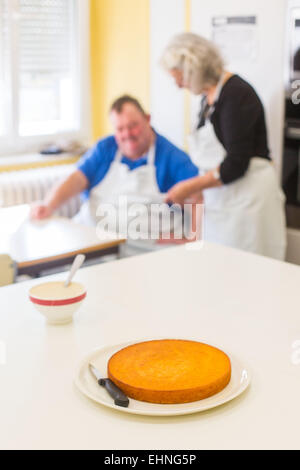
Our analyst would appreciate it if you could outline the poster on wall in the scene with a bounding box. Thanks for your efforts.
[212,16,258,63]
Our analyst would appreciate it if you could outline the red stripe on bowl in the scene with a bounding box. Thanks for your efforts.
[29,292,86,306]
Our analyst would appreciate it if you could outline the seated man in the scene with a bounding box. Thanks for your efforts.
[31,95,200,254]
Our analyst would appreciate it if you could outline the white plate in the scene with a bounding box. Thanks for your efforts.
[74,341,251,417]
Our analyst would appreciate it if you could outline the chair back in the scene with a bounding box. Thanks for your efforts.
[0,255,16,287]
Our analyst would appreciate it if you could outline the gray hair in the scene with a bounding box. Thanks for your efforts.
[160,32,224,93]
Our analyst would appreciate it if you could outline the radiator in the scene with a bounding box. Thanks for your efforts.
[0,164,82,218]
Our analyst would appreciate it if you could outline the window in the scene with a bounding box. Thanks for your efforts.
[0,0,9,138]
[0,0,90,155]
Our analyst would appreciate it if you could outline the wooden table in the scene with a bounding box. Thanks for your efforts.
[0,205,125,276]
[0,242,300,450]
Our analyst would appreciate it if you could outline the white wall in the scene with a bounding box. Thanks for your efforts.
[190,0,288,178]
[150,0,185,148]
[150,0,289,179]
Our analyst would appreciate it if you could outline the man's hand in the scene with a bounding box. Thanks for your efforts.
[30,170,88,221]
[30,203,54,220]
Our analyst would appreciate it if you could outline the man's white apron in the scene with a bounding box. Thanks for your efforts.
[74,144,181,254]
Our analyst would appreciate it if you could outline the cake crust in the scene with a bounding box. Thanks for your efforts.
[108,339,231,404]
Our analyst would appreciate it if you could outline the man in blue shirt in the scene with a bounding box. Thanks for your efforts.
[31,95,199,235]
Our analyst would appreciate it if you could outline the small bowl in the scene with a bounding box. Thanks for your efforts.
[29,281,86,325]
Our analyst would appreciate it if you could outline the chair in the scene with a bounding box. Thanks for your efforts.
[0,255,16,287]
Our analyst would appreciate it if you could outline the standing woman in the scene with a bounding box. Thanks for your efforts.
[160,33,286,260]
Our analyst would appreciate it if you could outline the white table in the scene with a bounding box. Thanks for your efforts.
[0,205,125,276]
[0,242,300,450]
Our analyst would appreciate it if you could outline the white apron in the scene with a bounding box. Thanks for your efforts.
[74,144,179,255]
[188,80,287,260]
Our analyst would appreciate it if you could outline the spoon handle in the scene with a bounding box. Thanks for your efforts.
[65,254,86,287]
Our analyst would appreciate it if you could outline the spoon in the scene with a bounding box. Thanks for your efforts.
[64,254,86,287]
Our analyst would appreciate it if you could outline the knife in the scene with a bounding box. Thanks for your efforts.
[89,364,129,408]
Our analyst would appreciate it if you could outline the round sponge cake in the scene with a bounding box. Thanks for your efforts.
[108,339,231,404]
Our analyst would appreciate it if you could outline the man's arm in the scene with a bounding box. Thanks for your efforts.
[30,170,89,220]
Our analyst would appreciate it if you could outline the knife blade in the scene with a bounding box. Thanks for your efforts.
[89,364,129,408]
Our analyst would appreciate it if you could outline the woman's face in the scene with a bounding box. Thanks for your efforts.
[169,69,186,89]
[168,68,203,95]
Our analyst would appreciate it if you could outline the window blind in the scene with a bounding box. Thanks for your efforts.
[19,0,74,74]
[17,0,77,135]
[0,0,84,148]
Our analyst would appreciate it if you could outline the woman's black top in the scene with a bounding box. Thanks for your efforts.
[197,74,271,184]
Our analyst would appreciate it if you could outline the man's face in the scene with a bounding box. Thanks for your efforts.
[110,103,152,159]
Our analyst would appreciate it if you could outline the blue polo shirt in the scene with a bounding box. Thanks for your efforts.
[77,131,198,198]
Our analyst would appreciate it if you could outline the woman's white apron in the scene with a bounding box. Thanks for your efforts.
[188,82,286,260]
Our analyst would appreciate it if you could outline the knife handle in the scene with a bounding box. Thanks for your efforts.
[99,378,129,408]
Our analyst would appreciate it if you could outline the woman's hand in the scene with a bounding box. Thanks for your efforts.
[186,190,204,204]
[165,178,202,205]
[166,170,222,205]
